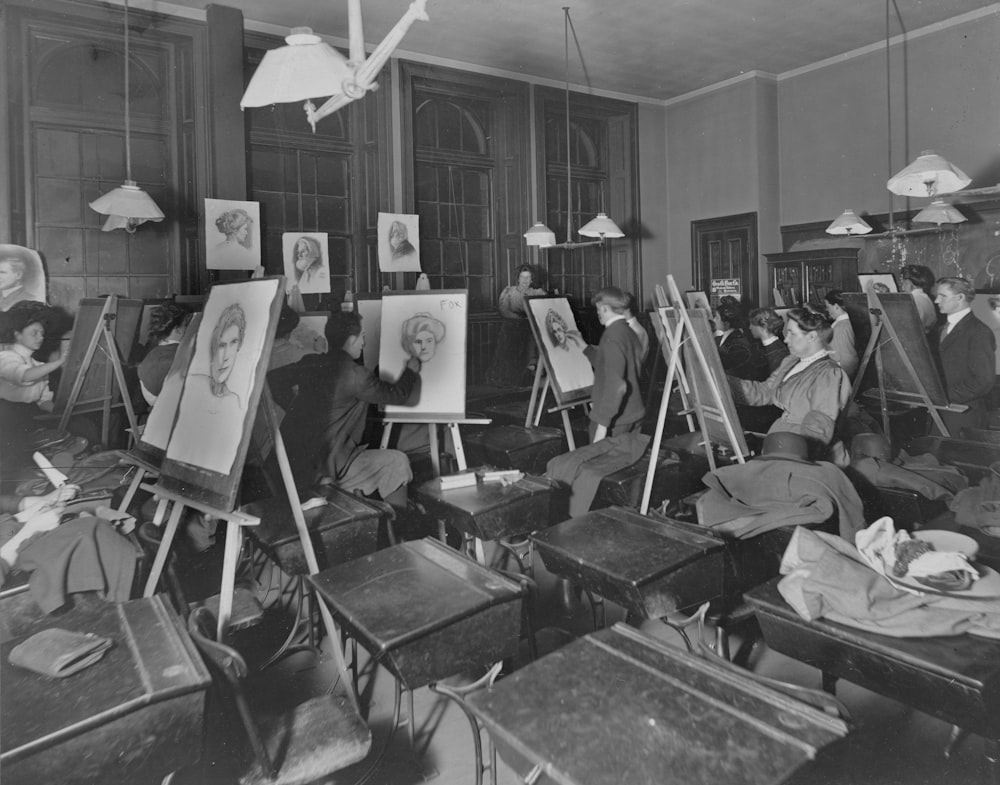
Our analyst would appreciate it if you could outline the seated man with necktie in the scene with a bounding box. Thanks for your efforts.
[933,277,996,436]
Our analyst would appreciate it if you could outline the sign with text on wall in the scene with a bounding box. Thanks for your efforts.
[711,278,741,302]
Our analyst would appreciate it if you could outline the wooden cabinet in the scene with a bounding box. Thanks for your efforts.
[764,248,859,307]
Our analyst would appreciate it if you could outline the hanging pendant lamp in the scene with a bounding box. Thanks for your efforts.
[89,0,164,233]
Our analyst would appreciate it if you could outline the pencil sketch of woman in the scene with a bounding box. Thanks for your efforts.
[212,208,255,269]
[291,235,329,292]
[540,307,592,395]
[389,220,417,261]
[545,309,584,351]
[400,313,445,365]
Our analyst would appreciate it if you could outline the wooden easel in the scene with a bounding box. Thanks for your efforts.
[523,360,590,451]
[55,295,140,444]
[651,283,697,434]
[380,416,491,474]
[640,275,748,514]
[852,289,962,445]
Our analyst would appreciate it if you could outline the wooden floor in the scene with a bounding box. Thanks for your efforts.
[175,539,994,785]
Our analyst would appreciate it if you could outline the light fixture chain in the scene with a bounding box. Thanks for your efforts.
[564,7,573,245]
[124,0,132,184]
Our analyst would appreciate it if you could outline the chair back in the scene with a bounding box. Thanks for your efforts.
[187,607,277,779]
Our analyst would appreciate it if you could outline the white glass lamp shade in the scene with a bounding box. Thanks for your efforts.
[825,209,873,236]
[524,222,557,248]
[241,28,354,108]
[89,181,164,232]
[913,200,967,226]
[579,213,625,239]
[887,150,972,198]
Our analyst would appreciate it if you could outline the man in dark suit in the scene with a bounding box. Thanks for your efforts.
[934,277,996,435]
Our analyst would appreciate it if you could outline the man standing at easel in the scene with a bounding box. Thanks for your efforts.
[934,277,995,435]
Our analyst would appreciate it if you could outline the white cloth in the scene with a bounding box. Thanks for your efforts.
[784,349,827,380]
[0,344,52,405]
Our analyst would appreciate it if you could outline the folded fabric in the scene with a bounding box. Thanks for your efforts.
[949,474,1000,530]
[9,628,112,677]
[778,526,1000,639]
[698,458,865,540]
[896,450,969,495]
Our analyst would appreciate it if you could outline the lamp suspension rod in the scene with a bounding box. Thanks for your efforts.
[563,6,573,245]
[885,0,893,236]
[123,0,132,183]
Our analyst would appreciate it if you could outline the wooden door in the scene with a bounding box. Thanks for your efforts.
[692,213,758,308]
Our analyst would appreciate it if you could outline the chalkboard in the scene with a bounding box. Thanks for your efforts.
[843,291,948,406]
[658,305,748,457]
[53,296,143,416]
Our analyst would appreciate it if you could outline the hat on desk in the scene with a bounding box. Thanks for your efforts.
[756,431,811,463]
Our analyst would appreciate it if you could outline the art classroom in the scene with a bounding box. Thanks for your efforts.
[5,0,1000,783]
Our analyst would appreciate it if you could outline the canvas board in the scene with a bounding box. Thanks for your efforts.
[158,277,284,510]
[973,295,1000,373]
[132,312,203,467]
[844,291,948,406]
[53,296,143,415]
[525,295,593,406]
[205,199,261,271]
[379,290,467,419]
[858,272,898,294]
[685,290,712,314]
[658,305,748,457]
[355,294,383,371]
[0,244,47,308]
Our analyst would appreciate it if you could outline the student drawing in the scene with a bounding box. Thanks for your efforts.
[525,296,594,402]
[205,199,261,271]
[379,291,467,418]
[166,281,276,475]
[0,245,46,310]
[400,313,445,365]
[377,213,421,272]
[282,233,331,294]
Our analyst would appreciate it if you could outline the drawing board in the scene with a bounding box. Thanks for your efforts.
[53,297,143,415]
[355,294,383,371]
[658,305,748,457]
[379,290,467,420]
[0,244,47,308]
[158,277,284,510]
[844,291,948,406]
[525,295,593,405]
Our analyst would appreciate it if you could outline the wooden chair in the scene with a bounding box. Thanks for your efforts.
[187,606,371,785]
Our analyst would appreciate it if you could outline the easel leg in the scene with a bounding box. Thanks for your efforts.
[143,501,182,597]
[217,520,242,641]
[524,363,545,428]
[561,409,576,451]
[429,424,440,475]
[117,467,147,514]
[381,422,393,449]
[448,422,467,471]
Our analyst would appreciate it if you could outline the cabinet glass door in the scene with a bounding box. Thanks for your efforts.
[772,264,803,307]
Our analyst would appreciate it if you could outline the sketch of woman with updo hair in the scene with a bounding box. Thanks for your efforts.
[210,206,258,269]
[400,312,446,366]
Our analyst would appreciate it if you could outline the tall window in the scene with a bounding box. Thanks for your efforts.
[403,65,530,313]
[535,88,640,306]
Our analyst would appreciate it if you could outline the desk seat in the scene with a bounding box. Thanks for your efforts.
[309,538,525,690]
[746,576,1000,767]
[1,594,210,785]
[462,425,566,475]
[468,622,849,785]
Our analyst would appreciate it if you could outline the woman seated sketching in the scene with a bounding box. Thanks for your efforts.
[748,307,790,374]
[728,307,851,456]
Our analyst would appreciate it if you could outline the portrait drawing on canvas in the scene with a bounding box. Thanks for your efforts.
[205,199,261,271]
[379,291,467,418]
[525,296,593,403]
[858,273,898,294]
[282,233,331,294]
[0,244,46,310]
[377,213,421,273]
[166,279,279,475]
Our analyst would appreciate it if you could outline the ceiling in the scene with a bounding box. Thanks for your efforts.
[149,0,999,101]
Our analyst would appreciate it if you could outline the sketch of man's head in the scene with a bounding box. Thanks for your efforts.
[293,236,324,281]
[208,303,246,395]
[389,220,416,260]
[215,209,254,249]
[545,309,571,349]
[0,258,26,292]
[400,312,445,364]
